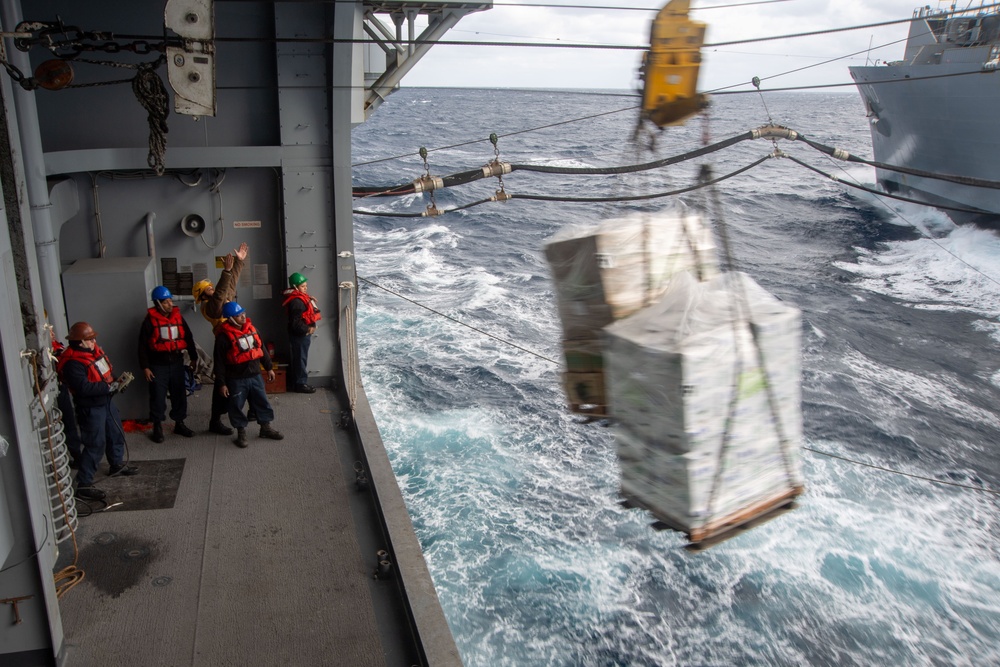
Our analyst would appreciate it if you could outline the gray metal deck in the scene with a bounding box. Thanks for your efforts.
[54,387,410,666]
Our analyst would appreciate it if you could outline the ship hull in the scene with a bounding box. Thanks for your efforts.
[849,62,1000,226]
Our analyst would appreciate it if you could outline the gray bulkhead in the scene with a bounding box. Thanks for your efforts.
[0,0,489,664]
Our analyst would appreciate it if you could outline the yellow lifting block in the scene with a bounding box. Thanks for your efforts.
[639,0,708,128]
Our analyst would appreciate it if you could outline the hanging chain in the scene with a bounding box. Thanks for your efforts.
[1,20,184,175]
[12,20,171,60]
[1,20,174,90]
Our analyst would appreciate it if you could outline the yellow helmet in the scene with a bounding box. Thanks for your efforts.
[192,279,213,301]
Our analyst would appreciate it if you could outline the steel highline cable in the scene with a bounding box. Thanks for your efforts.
[349,46,993,169]
[358,277,1000,497]
[206,2,1000,51]
[468,0,793,12]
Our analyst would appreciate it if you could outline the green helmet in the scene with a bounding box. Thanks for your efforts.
[289,272,307,287]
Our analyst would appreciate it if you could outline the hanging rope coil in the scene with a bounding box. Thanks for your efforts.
[132,62,169,175]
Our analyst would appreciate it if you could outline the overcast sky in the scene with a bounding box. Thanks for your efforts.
[396,0,970,91]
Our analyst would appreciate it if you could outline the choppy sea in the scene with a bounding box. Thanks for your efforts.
[351,88,1000,666]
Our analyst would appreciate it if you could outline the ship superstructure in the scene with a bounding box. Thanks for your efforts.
[0,1,489,664]
[849,4,1000,225]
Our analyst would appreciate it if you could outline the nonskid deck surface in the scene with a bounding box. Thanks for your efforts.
[55,387,389,666]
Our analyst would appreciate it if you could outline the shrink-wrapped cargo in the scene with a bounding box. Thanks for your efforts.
[544,212,718,415]
[544,212,718,340]
[606,271,804,535]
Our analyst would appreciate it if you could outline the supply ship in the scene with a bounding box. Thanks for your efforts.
[849,3,1000,225]
[0,1,491,664]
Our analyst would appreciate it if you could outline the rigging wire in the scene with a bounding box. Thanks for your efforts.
[352,60,993,170]
[202,1,1000,52]
[358,277,1000,497]
[785,154,1000,290]
[352,104,640,167]
[486,0,794,12]
[346,1,996,172]
[704,33,913,94]
[355,139,1000,288]
[808,148,1000,288]
[358,276,558,364]
[803,446,1000,496]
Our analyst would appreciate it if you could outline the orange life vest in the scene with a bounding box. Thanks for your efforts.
[281,290,322,326]
[218,318,264,365]
[147,306,188,353]
[56,345,113,387]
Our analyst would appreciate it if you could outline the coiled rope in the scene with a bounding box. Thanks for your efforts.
[132,63,169,175]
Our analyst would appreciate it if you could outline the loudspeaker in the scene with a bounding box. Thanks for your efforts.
[180,214,206,237]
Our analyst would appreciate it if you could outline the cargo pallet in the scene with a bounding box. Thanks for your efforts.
[568,402,610,420]
[622,485,805,549]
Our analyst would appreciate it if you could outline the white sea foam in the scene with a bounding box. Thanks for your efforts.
[841,348,997,429]
[837,226,1000,315]
[354,89,1000,667]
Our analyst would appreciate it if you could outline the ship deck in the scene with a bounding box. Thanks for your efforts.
[54,386,420,666]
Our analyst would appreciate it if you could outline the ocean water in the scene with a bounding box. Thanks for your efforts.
[351,88,1000,666]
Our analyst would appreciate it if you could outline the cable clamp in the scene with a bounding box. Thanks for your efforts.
[492,190,512,202]
[412,175,443,193]
[422,205,442,217]
[832,148,850,161]
[753,125,797,141]
[482,161,511,178]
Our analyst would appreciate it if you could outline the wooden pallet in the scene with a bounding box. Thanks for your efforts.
[622,485,805,549]
[568,402,610,419]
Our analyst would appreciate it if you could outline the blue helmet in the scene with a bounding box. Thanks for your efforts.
[151,285,173,301]
[222,301,245,319]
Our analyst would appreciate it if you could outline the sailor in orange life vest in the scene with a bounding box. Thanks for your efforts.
[281,272,321,393]
[213,301,284,447]
[48,325,84,468]
[56,322,138,501]
[139,286,198,443]
[192,241,249,435]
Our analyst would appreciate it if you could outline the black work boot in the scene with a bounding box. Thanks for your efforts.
[151,422,165,443]
[209,419,234,436]
[234,428,248,448]
[109,463,139,477]
[75,484,106,501]
[259,423,284,440]
[174,421,195,438]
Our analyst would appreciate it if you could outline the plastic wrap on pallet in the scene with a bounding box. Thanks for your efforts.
[607,271,803,531]
[543,212,718,342]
